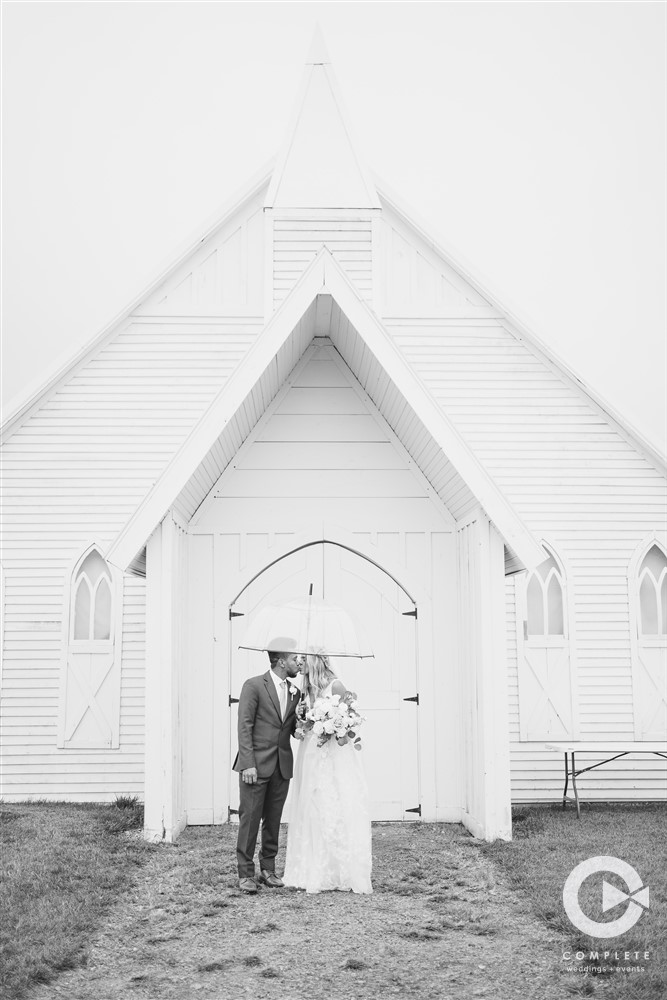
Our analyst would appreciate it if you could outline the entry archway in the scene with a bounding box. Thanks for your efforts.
[228,540,421,821]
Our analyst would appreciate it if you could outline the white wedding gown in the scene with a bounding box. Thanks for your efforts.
[283,682,373,894]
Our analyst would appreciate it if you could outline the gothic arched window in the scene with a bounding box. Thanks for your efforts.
[526,549,565,637]
[73,549,113,641]
[638,544,667,636]
[59,546,121,750]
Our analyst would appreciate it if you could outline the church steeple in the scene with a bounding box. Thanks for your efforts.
[265,29,380,210]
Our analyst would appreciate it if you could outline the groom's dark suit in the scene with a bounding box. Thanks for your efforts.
[233,670,300,878]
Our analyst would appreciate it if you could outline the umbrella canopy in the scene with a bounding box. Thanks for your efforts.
[237,596,374,658]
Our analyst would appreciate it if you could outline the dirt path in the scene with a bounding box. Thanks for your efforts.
[29,823,574,1000]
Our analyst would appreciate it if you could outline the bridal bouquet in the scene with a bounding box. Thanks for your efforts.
[295,692,365,750]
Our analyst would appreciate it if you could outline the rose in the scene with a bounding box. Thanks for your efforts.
[323,719,336,734]
[312,721,325,735]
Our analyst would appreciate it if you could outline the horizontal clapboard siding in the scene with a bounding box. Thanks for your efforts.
[328,302,479,521]
[1,311,262,799]
[173,303,317,521]
[0,574,145,801]
[378,210,666,803]
[272,215,373,307]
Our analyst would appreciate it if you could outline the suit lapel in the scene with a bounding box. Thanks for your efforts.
[264,671,282,721]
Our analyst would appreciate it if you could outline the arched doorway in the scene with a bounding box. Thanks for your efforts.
[228,541,421,821]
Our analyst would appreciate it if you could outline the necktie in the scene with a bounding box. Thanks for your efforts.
[279,679,287,719]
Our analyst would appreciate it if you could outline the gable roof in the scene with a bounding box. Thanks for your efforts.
[0,164,273,442]
[375,177,666,475]
[106,249,545,574]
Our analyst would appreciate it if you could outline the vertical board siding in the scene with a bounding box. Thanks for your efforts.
[272,215,373,307]
[379,212,490,316]
[136,204,265,316]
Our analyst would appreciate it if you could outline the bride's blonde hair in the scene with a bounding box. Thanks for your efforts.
[303,651,336,703]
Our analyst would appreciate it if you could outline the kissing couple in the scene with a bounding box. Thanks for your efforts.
[232,639,372,894]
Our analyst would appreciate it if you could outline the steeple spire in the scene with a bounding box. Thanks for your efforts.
[265,28,380,210]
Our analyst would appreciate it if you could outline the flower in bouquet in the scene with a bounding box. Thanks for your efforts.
[295,691,365,750]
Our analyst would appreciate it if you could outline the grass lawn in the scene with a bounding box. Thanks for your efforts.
[0,799,153,999]
[478,802,666,999]
[1,800,665,999]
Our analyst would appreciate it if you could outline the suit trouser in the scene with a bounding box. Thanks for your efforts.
[236,765,290,878]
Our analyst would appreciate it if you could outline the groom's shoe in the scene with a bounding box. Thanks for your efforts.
[258,870,284,888]
[238,877,258,894]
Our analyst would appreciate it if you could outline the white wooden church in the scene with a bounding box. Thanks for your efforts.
[2,36,666,842]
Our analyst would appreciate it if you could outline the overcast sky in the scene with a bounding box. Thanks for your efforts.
[3,1,665,453]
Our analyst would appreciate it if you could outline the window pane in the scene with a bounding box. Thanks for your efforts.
[74,578,91,639]
[537,553,558,582]
[77,550,108,588]
[661,576,667,636]
[94,578,112,640]
[640,574,658,635]
[547,574,564,635]
[527,574,545,635]
[640,544,667,582]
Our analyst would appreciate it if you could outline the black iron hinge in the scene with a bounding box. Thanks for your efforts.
[402,608,418,619]
[403,694,419,705]
[405,804,422,816]
[229,696,240,706]
[229,610,244,620]
[228,807,239,821]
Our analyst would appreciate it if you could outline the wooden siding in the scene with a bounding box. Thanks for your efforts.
[379,212,491,317]
[271,213,373,308]
[173,302,317,521]
[381,210,667,801]
[193,341,455,536]
[0,572,145,801]
[1,305,262,798]
[135,205,264,316]
[327,301,480,522]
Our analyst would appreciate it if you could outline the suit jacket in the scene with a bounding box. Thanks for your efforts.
[232,671,300,779]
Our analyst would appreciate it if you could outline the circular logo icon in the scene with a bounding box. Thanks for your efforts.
[563,856,650,938]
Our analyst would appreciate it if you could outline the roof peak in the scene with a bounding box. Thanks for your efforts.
[265,31,379,210]
[306,24,331,65]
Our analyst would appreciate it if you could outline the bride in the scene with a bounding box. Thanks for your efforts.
[283,651,372,894]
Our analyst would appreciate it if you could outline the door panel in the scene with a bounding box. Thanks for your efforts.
[228,541,420,821]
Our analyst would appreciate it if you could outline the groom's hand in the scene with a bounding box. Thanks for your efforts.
[241,767,258,784]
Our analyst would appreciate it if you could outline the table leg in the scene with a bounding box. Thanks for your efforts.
[562,753,569,809]
[571,752,581,819]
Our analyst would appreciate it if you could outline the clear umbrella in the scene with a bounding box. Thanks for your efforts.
[237,594,374,658]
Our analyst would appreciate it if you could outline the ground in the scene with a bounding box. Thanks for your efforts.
[26,822,573,1000]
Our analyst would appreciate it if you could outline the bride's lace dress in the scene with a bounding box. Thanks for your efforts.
[283,681,372,894]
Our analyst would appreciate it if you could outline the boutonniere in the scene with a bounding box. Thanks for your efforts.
[288,683,299,698]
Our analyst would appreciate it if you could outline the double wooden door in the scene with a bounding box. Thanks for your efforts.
[228,542,420,820]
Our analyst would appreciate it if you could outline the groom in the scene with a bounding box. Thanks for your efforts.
[233,638,303,894]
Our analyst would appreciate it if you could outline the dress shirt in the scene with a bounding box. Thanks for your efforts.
[270,669,287,719]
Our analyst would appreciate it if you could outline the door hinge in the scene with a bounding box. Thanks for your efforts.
[229,696,240,706]
[402,608,418,619]
[403,694,419,705]
[229,610,244,620]
[228,807,239,821]
[405,804,422,816]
